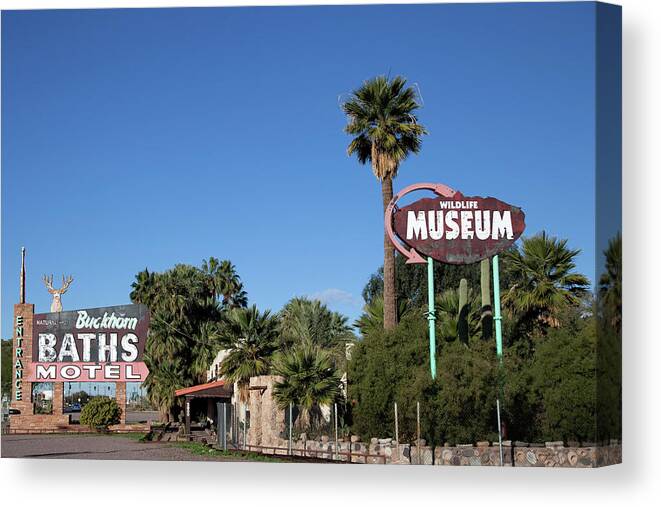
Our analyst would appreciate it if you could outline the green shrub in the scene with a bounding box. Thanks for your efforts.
[348,311,500,446]
[80,397,122,429]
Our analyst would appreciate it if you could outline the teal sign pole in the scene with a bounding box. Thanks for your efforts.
[492,254,504,466]
[492,255,503,361]
[427,256,437,379]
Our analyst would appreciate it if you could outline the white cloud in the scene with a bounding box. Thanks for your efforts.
[308,288,361,308]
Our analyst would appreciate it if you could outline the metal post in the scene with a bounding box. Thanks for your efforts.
[185,397,191,437]
[288,402,293,455]
[222,403,227,450]
[492,255,504,466]
[243,404,247,450]
[216,402,222,448]
[492,255,504,361]
[334,402,338,460]
[427,256,437,379]
[416,401,421,465]
[496,399,504,465]
[394,402,399,444]
[20,247,26,304]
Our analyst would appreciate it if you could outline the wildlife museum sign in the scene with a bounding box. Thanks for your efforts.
[27,304,150,382]
[386,182,526,264]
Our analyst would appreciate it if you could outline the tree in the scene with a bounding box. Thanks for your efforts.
[219,305,280,401]
[597,233,622,442]
[361,253,483,309]
[344,75,427,329]
[201,257,248,309]
[278,297,355,363]
[526,316,597,443]
[502,231,590,331]
[355,296,413,338]
[598,233,622,331]
[272,343,342,431]
[348,312,499,445]
[130,262,227,422]
[1,339,12,399]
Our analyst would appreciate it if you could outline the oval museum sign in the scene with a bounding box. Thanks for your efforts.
[386,182,526,265]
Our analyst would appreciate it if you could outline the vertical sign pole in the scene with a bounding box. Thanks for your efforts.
[394,401,399,444]
[416,401,421,465]
[20,247,26,304]
[427,256,437,380]
[222,403,227,451]
[492,254,504,466]
[288,402,293,456]
[216,402,222,448]
[334,402,339,460]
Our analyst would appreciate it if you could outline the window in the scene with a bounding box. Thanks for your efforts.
[32,383,54,414]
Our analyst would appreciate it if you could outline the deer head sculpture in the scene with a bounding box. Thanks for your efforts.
[43,274,74,313]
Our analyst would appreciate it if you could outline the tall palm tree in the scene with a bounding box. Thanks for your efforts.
[272,343,342,431]
[503,231,590,328]
[129,268,159,306]
[278,297,355,354]
[219,305,280,401]
[598,233,622,331]
[343,75,427,329]
[218,259,245,308]
[201,258,247,308]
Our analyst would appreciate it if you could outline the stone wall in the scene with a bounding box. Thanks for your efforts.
[247,375,286,448]
[255,434,621,467]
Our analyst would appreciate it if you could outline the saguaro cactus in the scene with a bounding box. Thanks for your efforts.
[458,278,469,344]
[480,258,493,340]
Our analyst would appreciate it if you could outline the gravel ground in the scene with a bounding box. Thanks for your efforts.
[0,434,252,462]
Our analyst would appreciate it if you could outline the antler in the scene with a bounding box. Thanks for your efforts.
[42,274,56,294]
[60,275,74,294]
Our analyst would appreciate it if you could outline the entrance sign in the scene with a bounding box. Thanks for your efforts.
[27,304,150,382]
[387,184,526,264]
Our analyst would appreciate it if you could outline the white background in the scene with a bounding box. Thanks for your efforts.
[1,0,659,505]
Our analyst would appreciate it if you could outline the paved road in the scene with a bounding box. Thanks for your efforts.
[0,434,247,461]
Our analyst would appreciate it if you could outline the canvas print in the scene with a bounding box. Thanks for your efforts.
[1,2,622,467]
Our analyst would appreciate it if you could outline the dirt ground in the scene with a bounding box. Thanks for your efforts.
[0,434,253,461]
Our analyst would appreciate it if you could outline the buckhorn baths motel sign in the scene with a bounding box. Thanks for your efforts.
[27,304,150,382]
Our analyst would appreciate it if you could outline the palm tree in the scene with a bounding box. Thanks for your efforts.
[598,233,622,331]
[219,305,280,401]
[218,260,246,309]
[272,343,342,431]
[503,231,590,329]
[131,263,225,420]
[130,268,159,305]
[343,75,427,329]
[278,297,355,355]
[201,258,247,308]
[355,296,411,338]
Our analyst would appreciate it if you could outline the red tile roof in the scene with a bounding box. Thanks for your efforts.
[175,380,229,397]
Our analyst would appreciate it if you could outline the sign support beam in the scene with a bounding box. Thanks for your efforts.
[492,254,505,466]
[427,256,437,380]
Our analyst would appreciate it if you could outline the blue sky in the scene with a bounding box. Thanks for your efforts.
[2,3,599,339]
